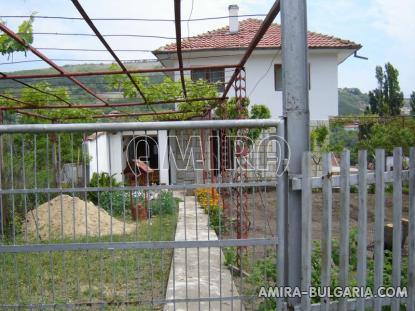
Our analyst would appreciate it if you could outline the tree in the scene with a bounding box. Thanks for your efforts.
[105,64,219,120]
[0,15,34,56]
[357,123,415,159]
[410,91,415,116]
[367,63,404,116]
[215,97,271,141]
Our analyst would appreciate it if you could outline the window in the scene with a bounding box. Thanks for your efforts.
[274,64,283,91]
[274,64,311,91]
[191,68,225,92]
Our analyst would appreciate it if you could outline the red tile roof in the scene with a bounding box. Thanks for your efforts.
[155,19,361,53]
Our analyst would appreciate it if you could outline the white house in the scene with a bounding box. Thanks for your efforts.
[85,6,361,185]
[85,130,170,185]
[153,5,361,121]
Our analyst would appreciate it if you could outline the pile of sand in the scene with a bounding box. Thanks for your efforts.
[25,194,136,240]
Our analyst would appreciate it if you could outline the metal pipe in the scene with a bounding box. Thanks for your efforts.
[15,110,53,120]
[0,22,109,105]
[0,72,72,105]
[221,0,281,100]
[0,96,224,110]
[0,65,240,80]
[71,0,148,102]
[281,0,310,308]
[0,118,280,134]
[0,93,39,108]
[174,0,187,98]
[276,117,287,311]
[66,110,194,120]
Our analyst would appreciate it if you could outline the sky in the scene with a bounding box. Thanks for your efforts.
[0,0,414,96]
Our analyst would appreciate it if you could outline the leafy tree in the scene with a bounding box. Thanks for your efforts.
[215,97,271,141]
[357,124,415,159]
[310,125,329,152]
[410,91,415,116]
[0,15,34,56]
[105,64,218,120]
[367,63,404,116]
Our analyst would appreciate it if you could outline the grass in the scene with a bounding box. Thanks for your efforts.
[0,212,177,310]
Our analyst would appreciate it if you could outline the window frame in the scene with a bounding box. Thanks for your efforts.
[274,63,311,91]
[190,68,225,92]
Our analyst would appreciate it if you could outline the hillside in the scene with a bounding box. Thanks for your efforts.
[1,60,164,101]
[338,88,368,115]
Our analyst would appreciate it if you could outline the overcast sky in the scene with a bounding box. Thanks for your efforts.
[1,0,414,96]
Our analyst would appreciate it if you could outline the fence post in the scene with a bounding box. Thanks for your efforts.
[374,149,385,311]
[301,152,312,311]
[356,150,368,311]
[339,149,351,311]
[391,147,402,311]
[321,152,332,311]
[408,147,415,311]
[281,0,310,308]
[277,118,287,311]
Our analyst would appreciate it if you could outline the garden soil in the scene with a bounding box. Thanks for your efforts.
[25,194,136,239]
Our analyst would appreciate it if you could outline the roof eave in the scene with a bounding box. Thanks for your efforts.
[153,45,362,58]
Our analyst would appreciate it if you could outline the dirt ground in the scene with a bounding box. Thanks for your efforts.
[223,189,410,310]
[243,189,409,243]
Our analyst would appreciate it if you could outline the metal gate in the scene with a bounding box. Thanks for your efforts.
[281,148,415,311]
[0,119,283,310]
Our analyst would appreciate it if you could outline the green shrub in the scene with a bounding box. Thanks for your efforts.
[385,183,394,193]
[248,226,409,307]
[99,191,130,217]
[149,191,177,216]
[224,247,237,267]
[88,172,122,205]
[208,205,224,234]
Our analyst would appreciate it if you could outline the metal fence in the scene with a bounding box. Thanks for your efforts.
[1,119,414,310]
[0,119,283,310]
[285,148,415,311]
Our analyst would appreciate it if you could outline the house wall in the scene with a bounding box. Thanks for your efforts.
[169,128,210,185]
[108,132,123,182]
[168,50,339,120]
[158,130,170,185]
[86,133,110,180]
[87,131,169,185]
[86,132,123,183]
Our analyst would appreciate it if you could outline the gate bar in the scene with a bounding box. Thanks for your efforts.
[0,118,279,134]
[0,238,278,253]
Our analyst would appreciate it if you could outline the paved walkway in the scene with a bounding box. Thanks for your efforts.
[164,193,243,310]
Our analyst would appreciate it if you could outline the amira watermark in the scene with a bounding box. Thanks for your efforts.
[258,286,408,299]
[124,133,290,177]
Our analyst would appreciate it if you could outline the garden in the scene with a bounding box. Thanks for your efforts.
[1,168,180,308]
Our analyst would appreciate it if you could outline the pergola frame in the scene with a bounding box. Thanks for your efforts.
[0,0,282,122]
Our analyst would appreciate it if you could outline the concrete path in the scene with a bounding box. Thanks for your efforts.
[164,193,243,310]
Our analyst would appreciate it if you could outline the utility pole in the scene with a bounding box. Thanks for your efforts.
[281,0,310,308]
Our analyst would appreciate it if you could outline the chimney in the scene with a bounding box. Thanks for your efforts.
[228,4,239,34]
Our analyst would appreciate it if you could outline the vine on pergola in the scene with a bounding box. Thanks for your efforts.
[105,64,220,120]
[0,15,34,56]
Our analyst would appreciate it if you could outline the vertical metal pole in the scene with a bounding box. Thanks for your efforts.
[0,111,3,237]
[281,0,310,308]
[277,118,286,311]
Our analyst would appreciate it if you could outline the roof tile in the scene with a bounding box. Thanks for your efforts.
[156,19,361,52]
